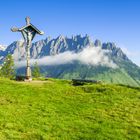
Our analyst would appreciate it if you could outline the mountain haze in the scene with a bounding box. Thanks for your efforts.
[0,35,140,86]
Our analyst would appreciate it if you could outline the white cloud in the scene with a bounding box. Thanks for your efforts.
[15,46,117,68]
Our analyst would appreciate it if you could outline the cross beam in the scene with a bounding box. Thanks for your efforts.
[11,17,44,81]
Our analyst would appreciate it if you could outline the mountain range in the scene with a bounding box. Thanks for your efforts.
[0,35,140,86]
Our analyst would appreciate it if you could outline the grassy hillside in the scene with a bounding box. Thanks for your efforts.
[38,64,140,87]
[0,78,140,140]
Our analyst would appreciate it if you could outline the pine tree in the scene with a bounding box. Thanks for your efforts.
[32,62,40,78]
[1,54,15,79]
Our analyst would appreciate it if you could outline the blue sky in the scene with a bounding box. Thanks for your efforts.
[0,0,140,65]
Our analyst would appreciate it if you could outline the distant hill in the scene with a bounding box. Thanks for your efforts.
[1,35,140,86]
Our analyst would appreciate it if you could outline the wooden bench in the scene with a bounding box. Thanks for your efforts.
[72,79,101,86]
[16,75,26,81]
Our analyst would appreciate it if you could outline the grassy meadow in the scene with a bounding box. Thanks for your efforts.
[0,78,140,140]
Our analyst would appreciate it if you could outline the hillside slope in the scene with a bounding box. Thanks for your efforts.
[0,78,139,139]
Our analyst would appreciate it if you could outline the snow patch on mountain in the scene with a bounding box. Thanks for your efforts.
[0,45,7,51]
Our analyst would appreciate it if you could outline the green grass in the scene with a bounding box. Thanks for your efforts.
[0,78,140,140]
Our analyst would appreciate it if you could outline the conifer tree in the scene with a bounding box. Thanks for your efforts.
[32,62,40,78]
[1,54,15,79]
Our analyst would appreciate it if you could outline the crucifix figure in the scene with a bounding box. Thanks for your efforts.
[11,17,44,81]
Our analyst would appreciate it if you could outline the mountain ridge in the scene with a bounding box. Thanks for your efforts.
[0,35,140,86]
[0,35,129,61]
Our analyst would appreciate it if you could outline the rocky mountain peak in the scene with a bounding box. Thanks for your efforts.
[0,35,131,63]
[102,42,129,60]
[94,39,102,47]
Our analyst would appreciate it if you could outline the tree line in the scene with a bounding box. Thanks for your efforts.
[0,54,41,79]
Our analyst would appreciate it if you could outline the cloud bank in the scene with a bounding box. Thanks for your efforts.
[15,46,117,68]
